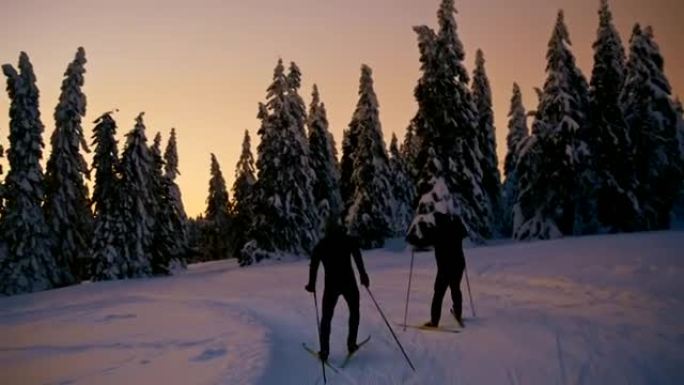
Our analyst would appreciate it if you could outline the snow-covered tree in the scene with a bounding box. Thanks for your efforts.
[245,59,319,260]
[307,84,342,227]
[407,0,487,244]
[344,65,394,248]
[232,130,257,266]
[44,47,93,284]
[501,83,529,236]
[0,52,60,295]
[164,128,188,222]
[119,113,154,277]
[514,10,591,240]
[149,133,185,274]
[588,0,639,232]
[675,98,684,220]
[389,133,416,235]
[90,112,128,281]
[204,153,231,260]
[471,49,502,235]
[620,25,683,229]
[401,121,420,183]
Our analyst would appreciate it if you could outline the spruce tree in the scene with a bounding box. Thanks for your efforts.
[471,49,502,235]
[588,0,639,232]
[44,47,93,284]
[307,84,342,225]
[401,122,420,183]
[620,25,683,229]
[513,11,591,240]
[245,59,319,260]
[407,0,487,244]
[0,52,60,294]
[204,153,231,260]
[164,128,188,222]
[675,98,684,220]
[389,133,416,235]
[119,113,154,277]
[149,133,186,273]
[232,130,257,266]
[90,112,128,281]
[502,83,529,236]
[344,65,394,248]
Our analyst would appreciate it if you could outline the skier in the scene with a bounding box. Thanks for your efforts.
[424,212,468,328]
[306,219,370,362]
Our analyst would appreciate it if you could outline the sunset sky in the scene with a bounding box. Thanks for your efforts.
[1,0,682,217]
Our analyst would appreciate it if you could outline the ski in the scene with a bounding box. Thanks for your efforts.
[340,335,371,368]
[397,323,461,334]
[302,343,340,373]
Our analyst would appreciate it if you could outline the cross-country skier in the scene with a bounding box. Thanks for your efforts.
[424,212,468,328]
[306,219,370,362]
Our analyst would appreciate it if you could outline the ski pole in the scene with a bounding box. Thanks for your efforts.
[403,248,416,331]
[365,287,416,372]
[464,262,476,318]
[312,291,327,383]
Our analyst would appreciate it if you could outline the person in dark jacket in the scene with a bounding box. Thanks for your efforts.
[306,220,369,361]
[424,212,468,328]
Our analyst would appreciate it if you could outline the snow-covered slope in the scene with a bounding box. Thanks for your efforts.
[1,231,682,385]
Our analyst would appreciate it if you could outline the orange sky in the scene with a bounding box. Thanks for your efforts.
[1,0,682,217]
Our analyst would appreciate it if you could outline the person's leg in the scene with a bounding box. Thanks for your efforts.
[320,288,339,359]
[342,286,360,352]
[449,260,465,323]
[430,268,449,325]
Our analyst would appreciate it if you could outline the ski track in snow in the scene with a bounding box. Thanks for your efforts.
[1,231,683,384]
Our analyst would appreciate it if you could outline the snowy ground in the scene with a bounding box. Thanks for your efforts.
[1,231,683,385]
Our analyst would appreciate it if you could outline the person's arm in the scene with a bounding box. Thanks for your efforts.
[351,238,369,287]
[306,244,321,292]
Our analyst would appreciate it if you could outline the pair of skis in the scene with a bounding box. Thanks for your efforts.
[302,335,371,372]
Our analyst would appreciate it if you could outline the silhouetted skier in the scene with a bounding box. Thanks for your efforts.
[424,212,468,328]
[306,221,369,361]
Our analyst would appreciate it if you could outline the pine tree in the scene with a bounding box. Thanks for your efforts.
[344,65,394,248]
[501,83,529,236]
[245,59,319,260]
[0,52,60,294]
[513,11,592,240]
[149,133,168,272]
[119,113,154,277]
[587,0,639,232]
[620,25,683,229]
[406,0,487,245]
[44,47,93,284]
[401,122,420,183]
[675,98,684,220]
[471,49,502,235]
[163,128,189,264]
[204,153,231,260]
[232,130,257,266]
[389,133,416,235]
[90,112,128,281]
[164,128,188,223]
[149,133,186,273]
[307,84,342,225]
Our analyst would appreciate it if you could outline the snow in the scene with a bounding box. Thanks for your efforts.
[1,231,683,384]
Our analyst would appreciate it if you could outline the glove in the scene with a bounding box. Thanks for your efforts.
[360,274,370,288]
[305,283,315,293]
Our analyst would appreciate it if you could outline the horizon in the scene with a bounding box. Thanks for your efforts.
[1,0,683,217]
